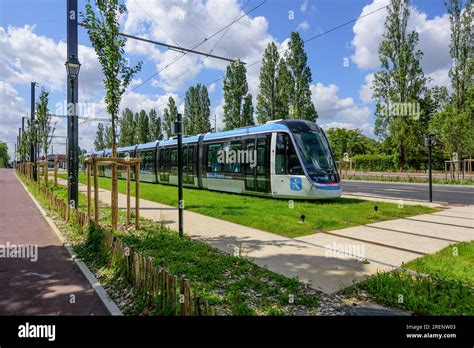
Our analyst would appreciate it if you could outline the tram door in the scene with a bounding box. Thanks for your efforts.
[244,136,270,193]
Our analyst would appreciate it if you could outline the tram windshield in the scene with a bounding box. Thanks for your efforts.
[292,129,337,179]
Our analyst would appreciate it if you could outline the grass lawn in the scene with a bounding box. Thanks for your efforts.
[24,179,322,316]
[345,241,474,315]
[59,173,437,238]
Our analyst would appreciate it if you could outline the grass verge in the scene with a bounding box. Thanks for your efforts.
[345,175,474,185]
[344,241,474,315]
[59,173,437,238]
[22,178,323,316]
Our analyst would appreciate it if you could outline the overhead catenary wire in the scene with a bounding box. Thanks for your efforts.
[85,0,267,122]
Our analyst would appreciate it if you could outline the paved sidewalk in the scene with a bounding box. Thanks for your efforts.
[60,178,473,294]
[0,169,108,315]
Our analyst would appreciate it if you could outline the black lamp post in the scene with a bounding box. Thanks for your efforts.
[173,114,184,237]
[425,133,435,202]
[65,54,81,208]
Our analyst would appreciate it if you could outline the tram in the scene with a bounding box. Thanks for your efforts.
[92,120,342,199]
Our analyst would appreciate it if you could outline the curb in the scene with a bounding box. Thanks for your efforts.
[341,193,448,208]
[15,173,123,316]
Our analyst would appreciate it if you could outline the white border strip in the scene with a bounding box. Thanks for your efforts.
[15,173,123,316]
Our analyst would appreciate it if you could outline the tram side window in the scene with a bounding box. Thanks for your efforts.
[275,133,303,175]
[141,150,155,173]
[223,141,242,174]
[207,143,222,172]
[188,146,194,174]
[170,148,178,175]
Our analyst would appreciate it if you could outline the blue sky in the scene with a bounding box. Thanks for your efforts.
[0,0,452,157]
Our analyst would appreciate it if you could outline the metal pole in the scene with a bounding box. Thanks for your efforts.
[428,141,433,202]
[67,0,79,208]
[30,82,36,181]
[18,128,21,162]
[177,113,184,237]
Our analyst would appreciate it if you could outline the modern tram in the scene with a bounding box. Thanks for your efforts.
[92,120,342,199]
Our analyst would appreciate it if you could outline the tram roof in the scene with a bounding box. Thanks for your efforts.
[203,123,289,141]
[117,145,137,152]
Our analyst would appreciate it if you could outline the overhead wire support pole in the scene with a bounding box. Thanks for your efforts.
[118,32,244,64]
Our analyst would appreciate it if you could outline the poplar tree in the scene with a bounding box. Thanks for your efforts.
[257,42,284,123]
[136,109,149,143]
[223,60,254,129]
[119,108,135,146]
[285,32,317,121]
[149,108,163,140]
[163,96,178,139]
[94,122,106,150]
[372,0,428,170]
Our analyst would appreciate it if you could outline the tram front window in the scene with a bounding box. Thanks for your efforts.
[292,129,338,183]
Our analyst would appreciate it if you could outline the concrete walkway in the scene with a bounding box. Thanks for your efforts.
[0,169,109,315]
[60,178,473,294]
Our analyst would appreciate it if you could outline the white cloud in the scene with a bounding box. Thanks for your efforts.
[0,25,104,100]
[297,20,310,31]
[359,73,375,104]
[311,82,372,131]
[351,0,452,90]
[123,0,276,92]
[300,0,308,13]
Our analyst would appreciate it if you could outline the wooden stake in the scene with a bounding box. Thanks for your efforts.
[126,165,131,225]
[94,158,99,224]
[135,163,140,229]
[87,161,91,222]
[111,162,118,230]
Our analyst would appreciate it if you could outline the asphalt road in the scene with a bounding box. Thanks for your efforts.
[341,180,474,205]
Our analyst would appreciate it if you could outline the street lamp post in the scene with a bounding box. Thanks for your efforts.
[174,113,184,237]
[66,0,80,208]
[65,54,81,208]
[425,133,435,202]
[30,82,37,181]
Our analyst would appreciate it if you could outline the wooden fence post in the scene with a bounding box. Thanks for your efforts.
[126,165,131,225]
[135,163,140,229]
[54,161,58,186]
[111,161,118,230]
[94,158,99,224]
[87,160,91,222]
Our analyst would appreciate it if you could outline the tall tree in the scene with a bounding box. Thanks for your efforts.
[119,108,136,146]
[105,124,113,148]
[431,0,473,160]
[94,122,106,150]
[372,0,428,170]
[0,141,10,167]
[136,109,150,143]
[184,84,212,135]
[223,59,254,129]
[36,88,55,160]
[163,96,178,139]
[148,108,163,140]
[285,32,317,121]
[199,85,212,133]
[184,86,197,135]
[277,59,291,118]
[257,42,285,123]
[81,0,142,157]
[242,95,255,127]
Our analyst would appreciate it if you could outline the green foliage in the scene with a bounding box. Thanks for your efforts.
[256,42,286,123]
[372,0,428,170]
[184,84,212,135]
[118,108,136,146]
[352,154,397,172]
[0,141,9,167]
[163,96,178,139]
[326,128,378,161]
[284,32,317,121]
[148,108,163,141]
[81,0,142,155]
[223,59,254,129]
[349,241,474,315]
[35,88,54,158]
[136,110,150,143]
[94,122,106,151]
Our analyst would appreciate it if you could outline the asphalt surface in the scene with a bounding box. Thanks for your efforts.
[342,180,474,205]
[0,168,108,315]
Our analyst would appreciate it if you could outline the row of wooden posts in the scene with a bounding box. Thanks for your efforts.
[17,164,216,316]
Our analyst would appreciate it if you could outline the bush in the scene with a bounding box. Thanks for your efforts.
[352,154,396,171]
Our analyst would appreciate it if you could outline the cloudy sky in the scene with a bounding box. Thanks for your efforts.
[0,0,451,159]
